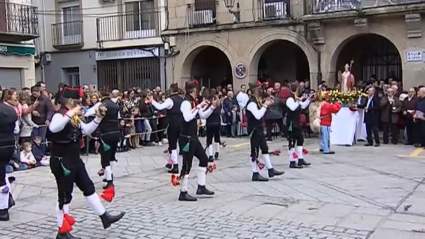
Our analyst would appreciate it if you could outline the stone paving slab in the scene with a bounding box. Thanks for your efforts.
[1,137,425,238]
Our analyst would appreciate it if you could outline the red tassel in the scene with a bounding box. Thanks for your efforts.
[171,174,180,186]
[58,218,73,234]
[97,169,104,177]
[101,186,115,202]
[302,148,309,155]
[292,152,299,159]
[101,193,114,202]
[256,159,265,170]
[220,141,227,148]
[207,163,217,173]
[64,214,76,226]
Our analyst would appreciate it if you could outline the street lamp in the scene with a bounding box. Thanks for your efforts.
[223,0,240,23]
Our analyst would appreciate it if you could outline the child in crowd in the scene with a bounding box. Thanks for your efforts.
[130,108,141,148]
[31,136,50,166]
[20,142,38,168]
[6,151,28,173]
[230,105,240,137]
[117,119,131,152]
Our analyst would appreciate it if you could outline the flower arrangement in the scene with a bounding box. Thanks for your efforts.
[327,90,367,106]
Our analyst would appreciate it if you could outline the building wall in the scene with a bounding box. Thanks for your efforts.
[167,13,425,91]
[0,54,36,87]
[319,16,425,90]
[166,25,318,90]
[43,50,97,90]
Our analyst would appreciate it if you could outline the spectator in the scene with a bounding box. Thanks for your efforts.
[20,142,37,168]
[402,88,418,145]
[31,136,50,166]
[223,91,237,137]
[18,92,37,144]
[6,152,27,173]
[30,86,54,155]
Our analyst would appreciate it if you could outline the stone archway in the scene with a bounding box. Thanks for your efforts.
[246,30,318,86]
[176,38,236,88]
[330,33,403,86]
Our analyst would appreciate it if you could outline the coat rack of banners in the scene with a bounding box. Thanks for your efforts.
[95,48,163,91]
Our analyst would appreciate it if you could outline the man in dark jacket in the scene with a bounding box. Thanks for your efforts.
[358,86,381,147]
[139,95,155,146]
[223,91,238,137]
[30,86,54,154]
[264,87,284,140]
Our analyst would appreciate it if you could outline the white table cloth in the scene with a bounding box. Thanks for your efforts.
[330,107,359,146]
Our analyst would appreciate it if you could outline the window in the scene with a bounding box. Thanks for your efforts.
[194,0,216,11]
[62,5,81,36]
[125,0,155,32]
[64,67,80,87]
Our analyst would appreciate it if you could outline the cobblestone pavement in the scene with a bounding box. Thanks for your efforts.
[2,137,425,239]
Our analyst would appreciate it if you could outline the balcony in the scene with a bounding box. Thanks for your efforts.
[97,11,160,43]
[306,0,425,18]
[51,21,83,49]
[258,0,291,21]
[0,1,38,42]
[187,1,217,28]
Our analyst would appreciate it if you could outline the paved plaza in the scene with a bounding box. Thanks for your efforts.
[1,137,425,239]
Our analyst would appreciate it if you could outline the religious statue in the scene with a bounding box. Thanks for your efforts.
[340,60,355,93]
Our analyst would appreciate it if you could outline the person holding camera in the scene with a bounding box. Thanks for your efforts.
[380,87,402,144]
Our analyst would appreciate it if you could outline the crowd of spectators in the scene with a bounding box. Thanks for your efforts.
[1,76,423,175]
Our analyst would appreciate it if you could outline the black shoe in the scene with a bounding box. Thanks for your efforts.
[298,158,311,166]
[178,191,197,201]
[208,156,213,162]
[196,185,215,195]
[168,164,179,174]
[56,233,81,239]
[323,151,335,155]
[289,161,303,169]
[103,180,114,190]
[252,172,269,182]
[374,143,380,147]
[383,142,388,145]
[165,163,172,169]
[266,138,273,141]
[0,209,9,221]
[364,143,373,146]
[100,211,125,229]
[8,176,15,184]
[214,152,219,159]
[319,149,324,152]
[268,168,284,178]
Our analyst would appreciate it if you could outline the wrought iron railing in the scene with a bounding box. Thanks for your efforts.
[307,0,425,14]
[97,11,160,42]
[0,1,38,35]
[187,0,217,28]
[51,21,83,46]
[259,0,291,20]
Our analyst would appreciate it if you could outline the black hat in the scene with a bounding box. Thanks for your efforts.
[249,81,262,90]
[61,86,82,100]
[185,80,199,92]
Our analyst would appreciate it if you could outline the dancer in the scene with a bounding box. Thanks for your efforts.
[0,99,19,221]
[150,83,183,174]
[177,80,219,201]
[318,89,341,154]
[246,82,284,182]
[86,91,121,191]
[286,82,311,168]
[49,86,124,239]
[205,91,222,161]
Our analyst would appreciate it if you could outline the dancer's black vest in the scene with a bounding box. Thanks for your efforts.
[246,96,263,134]
[167,94,184,129]
[286,93,302,129]
[98,98,120,134]
[206,105,221,126]
[180,94,198,137]
[50,108,83,165]
[0,102,18,143]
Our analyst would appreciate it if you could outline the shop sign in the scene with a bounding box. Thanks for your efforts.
[0,44,35,56]
[95,48,159,61]
[405,50,422,62]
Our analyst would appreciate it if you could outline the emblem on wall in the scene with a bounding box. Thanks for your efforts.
[234,63,247,79]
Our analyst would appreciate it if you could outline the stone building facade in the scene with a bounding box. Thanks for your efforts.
[162,0,425,90]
